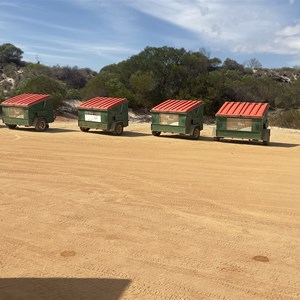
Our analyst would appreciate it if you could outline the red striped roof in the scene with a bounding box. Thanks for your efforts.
[78,97,127,110]
[216,102,269,118]
[1,94,49,106]
[151,99,203,113]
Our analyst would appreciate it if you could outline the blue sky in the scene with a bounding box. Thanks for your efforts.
[1,0,300,71]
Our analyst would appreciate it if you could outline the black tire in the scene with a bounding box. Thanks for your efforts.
[113,123,123,136]
[152,131,161,137]
[191,127,200,140]
[80,127,90,132]
[6,124,17,129]
[35,119,48,132]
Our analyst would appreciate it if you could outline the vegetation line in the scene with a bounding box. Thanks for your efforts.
[1,43,300,128]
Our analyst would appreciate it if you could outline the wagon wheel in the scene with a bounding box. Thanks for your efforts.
[35,118,48,132]
[191,127,200,140]
[152,131,161,137]
[6,124,17,129]
[113,123,123,136]
[80,127,90,132]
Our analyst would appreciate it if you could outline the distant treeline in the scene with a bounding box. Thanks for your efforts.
[1,43,300,127]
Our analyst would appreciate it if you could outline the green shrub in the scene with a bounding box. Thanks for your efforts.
[269,110,300,129]
[14,75,67,108]
[65,88,82,100]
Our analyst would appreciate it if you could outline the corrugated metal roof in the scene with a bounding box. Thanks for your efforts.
[151,99,203,113]
[216,102,269,118]
[78,97,127,110]
[1,94,49,106]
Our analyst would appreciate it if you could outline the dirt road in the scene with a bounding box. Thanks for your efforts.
[0,119,299,299]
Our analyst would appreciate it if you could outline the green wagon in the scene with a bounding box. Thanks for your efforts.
[1,94,54,131]
[78,97,128,135]
[213,101,270,145]
[151,99,205,139]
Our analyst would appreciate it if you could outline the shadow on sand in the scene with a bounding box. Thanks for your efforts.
[46,127,78,133]
[217,139,299,148]
[155,134,213,142]
[88,130,151,137]
[158,134,299,148]
[0,278,131,300]
[4,127,78,133]
[267,141,299,148]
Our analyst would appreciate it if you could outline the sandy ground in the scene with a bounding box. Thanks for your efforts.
[0,119,300,300]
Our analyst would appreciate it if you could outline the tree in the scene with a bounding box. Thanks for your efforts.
[208,57,222,71]
[222,58,244,72]
[81,72,130,101]
[101,46,210,106]
[204,70,243,114]
[0,43,23,65]
[57,66,87,89]
[15,75,67,108]
[244,58,262,69]
[129,71,157,107]
[233,76,281,107]
[130,71,156,94]
[277,78,300,109]
[80,46,297,113]
[22,63,52,80]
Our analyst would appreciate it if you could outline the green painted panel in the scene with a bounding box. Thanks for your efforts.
[151,124,187,134]
[215,115,268,141]
[217,130,262,139]
[1,99,54,127]
[78,120,108,130]
[78,101,128,131]
[151,104,204,135]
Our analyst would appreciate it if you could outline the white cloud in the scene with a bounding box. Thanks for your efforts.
[39,38,136,56]
[69,0,140,36]
[124,1,276,44]
[3,0,300,68]
[22,41,137,68]
[122,0,300,56]
[270,24,300,55]
[277,24,300,36]
[24,51,79,61]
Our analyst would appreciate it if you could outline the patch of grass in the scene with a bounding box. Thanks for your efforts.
[269,109,300,129]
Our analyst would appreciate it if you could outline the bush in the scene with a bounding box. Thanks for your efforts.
[269,109,300,129]
[0,43,23,66]
[14,75,67,108]
[65,88,82,100]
